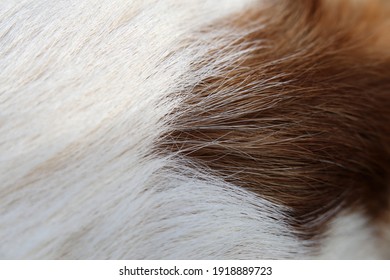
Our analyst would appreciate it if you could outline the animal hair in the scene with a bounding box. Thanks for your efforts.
[0,0,389,259]
[163,0,390,240]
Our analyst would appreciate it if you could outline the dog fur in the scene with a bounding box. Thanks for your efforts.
[0,0,389,259]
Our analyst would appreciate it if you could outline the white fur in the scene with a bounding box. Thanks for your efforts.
[0,0,383,259]
[319,212,387,259]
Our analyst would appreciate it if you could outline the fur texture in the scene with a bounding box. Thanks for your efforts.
[0,0,389,259]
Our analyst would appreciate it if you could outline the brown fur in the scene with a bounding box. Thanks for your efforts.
[161,0,390,241]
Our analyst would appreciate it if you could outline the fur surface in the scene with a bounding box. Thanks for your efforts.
[0,0,389,259]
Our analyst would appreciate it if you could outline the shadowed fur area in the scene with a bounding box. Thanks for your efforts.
[163,0,390,240]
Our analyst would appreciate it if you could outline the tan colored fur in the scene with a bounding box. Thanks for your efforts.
[164,0,390,240]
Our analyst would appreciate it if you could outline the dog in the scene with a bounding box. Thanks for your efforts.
[0,0,389,259]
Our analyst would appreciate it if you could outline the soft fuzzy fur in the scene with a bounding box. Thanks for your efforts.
[0,0,389,259]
